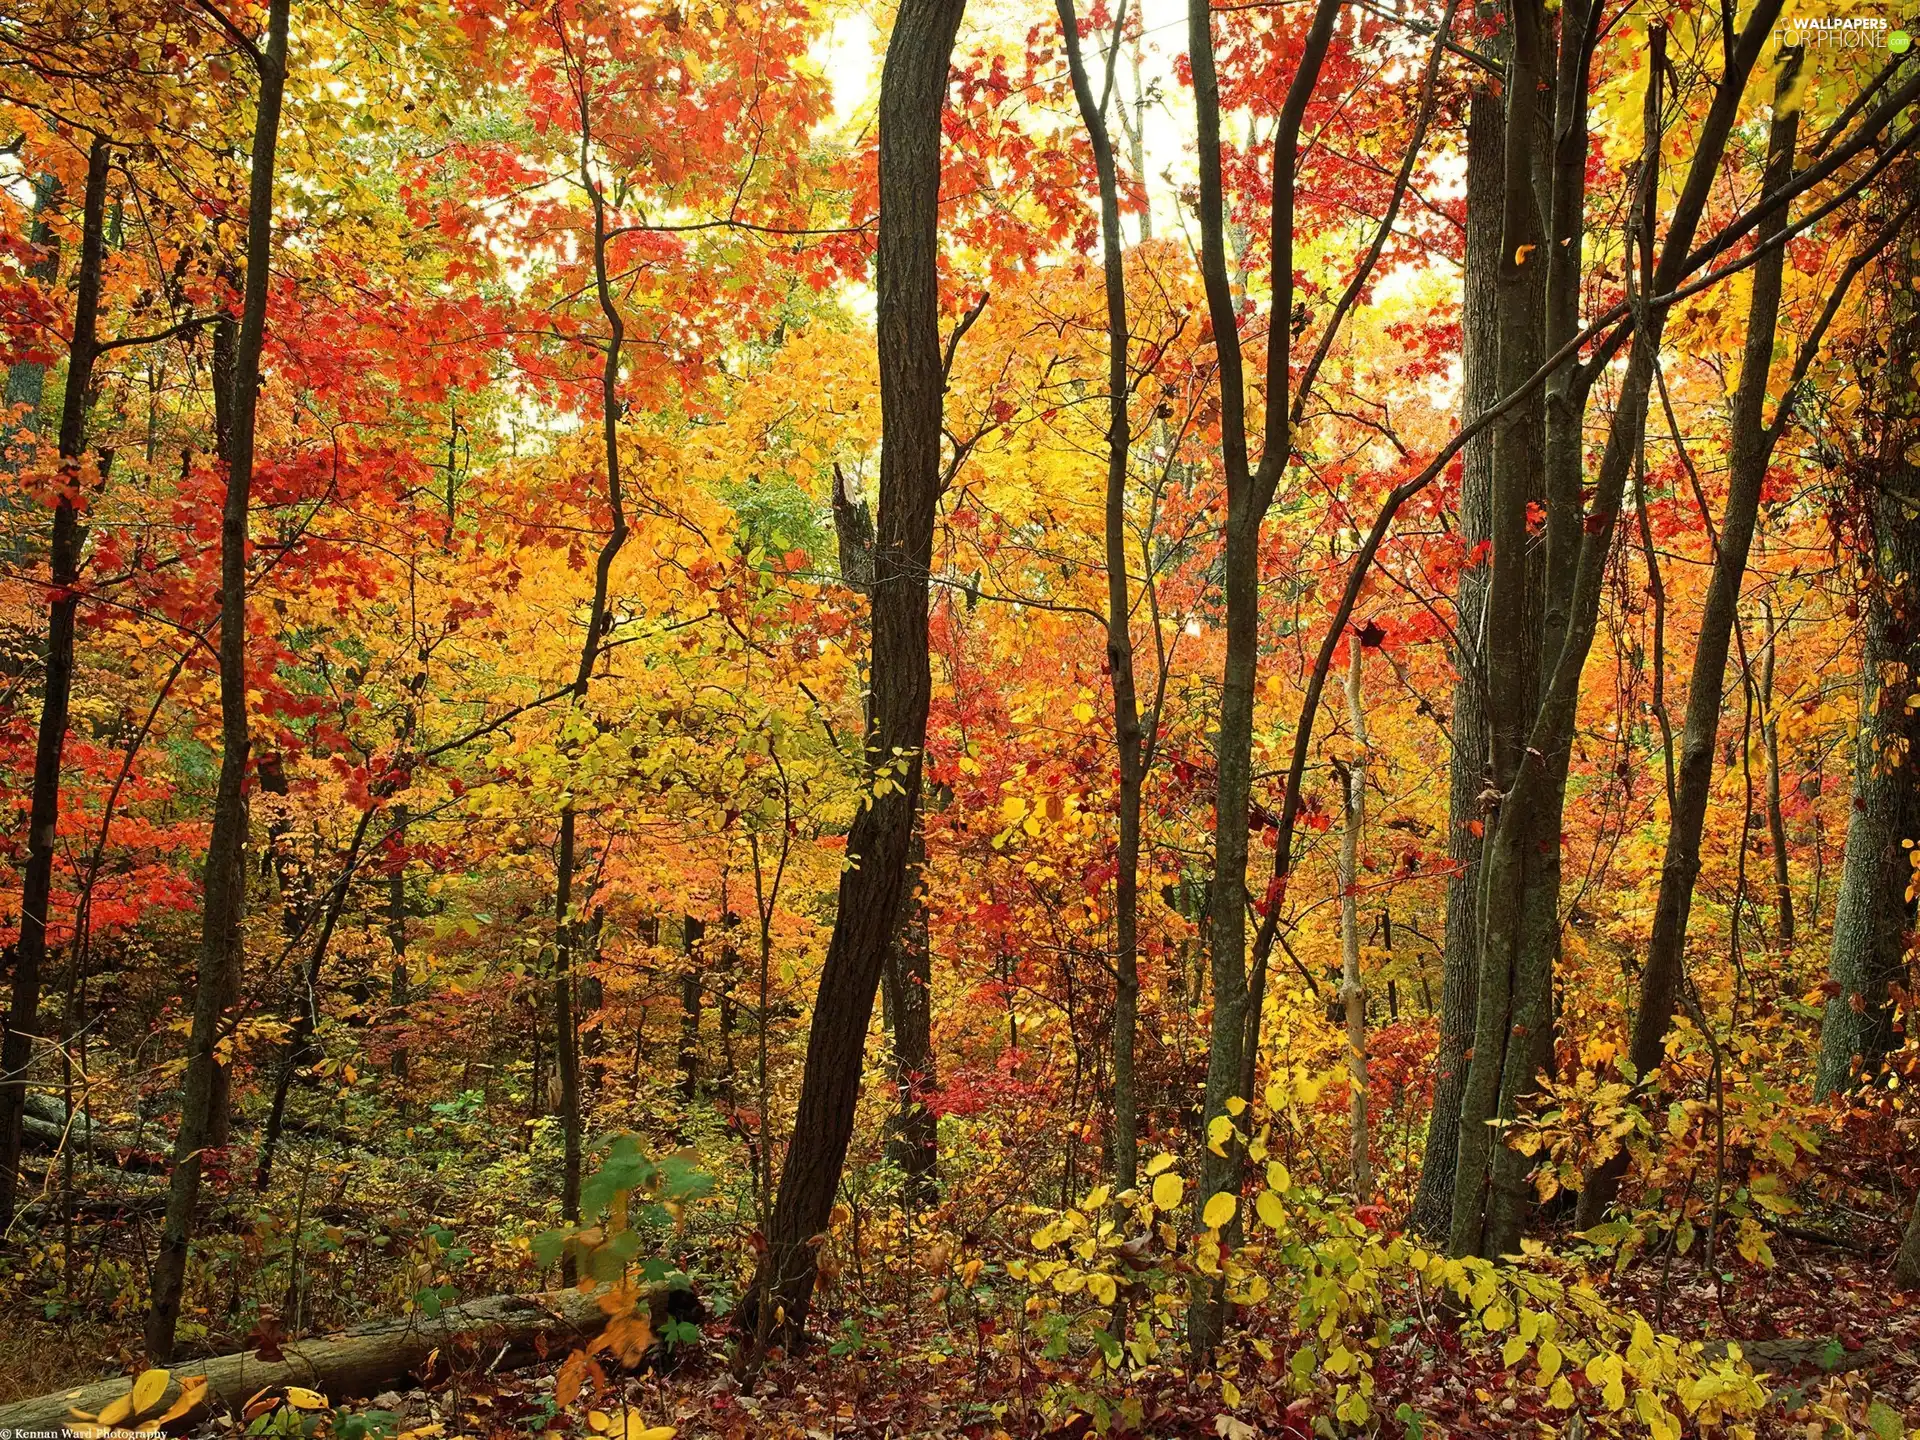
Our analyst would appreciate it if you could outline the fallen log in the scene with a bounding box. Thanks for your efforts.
[0,1284,681,1435]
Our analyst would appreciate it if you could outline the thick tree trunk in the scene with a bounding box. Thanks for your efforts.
[1448,0,1554,1261]
[0,137,110,1229]
[1055,0,1144,1194]
[1450,0,1784,1257]
[1576,55,1802,1228]
[745,0,966,1340]
[1816,152,1920,1099]
[1410,83,1500,1240]
[147,0,290,1360]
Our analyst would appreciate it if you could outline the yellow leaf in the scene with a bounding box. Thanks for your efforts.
[1087,1273,1117,1305]
[1145,1152,1175,1176]
[1548,1377,1575,1409]
[1151,1172,1184,1212]
[1266,1162,1291,1193]
[1255,1190,1286,1230]
[1206,1113,1234,1155]
[284,1387,327,1412]
[131,1369,171,1417]
[1536,1340,1562,1384]
[588,1412,611,1433]
[1202,1191,1236,1229]
[634,1428,677,1440]
[98,1395,135,1428]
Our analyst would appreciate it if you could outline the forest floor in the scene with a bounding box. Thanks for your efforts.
[101,1232,1911,1440]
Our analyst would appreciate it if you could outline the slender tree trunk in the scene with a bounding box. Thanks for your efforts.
[148,0,291,1359]
[1410,84,1500,1239]
[1339,641,1370,1198]
[1816,151,1920,1099]
[389,804,409,1083]
[1574,53,1802,1229]
[679,915,704,1104]
[0,137,109,1229]
[254,810,373,1192]
[1761,620,1794,946]
[1184,0,1342,1357]
[550,33,631,1231]
[744,0,967,1340]
[1055,0,1144,1195]
[1574,53,1797,1228]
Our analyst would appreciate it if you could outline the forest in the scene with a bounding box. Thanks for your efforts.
[0,0,1917,1433]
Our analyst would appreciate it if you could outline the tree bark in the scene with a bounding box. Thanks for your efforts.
[0,136,110,1229]
[1410,82,1500,1240]
[1055,0,1144,1195]
[1450,0,1785,1258]
[1816,151,1920,1099]
[678,915,704,1104]
[147,0,290,1361]
[744,0,966,1340]
[1184,0,1342,1358]
[1576,52,1802,1228]
[1761,624,1794,947]
[1898,1188,1920,1289]
[1339,640,1370,1198]
[1448,0,1556,1261]
[552,30,632,1235]
[881,827,937,1197]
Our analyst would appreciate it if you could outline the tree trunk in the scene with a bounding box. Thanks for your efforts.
[1898,1189,1920,1289]
[389,804,410,1083]
[1816,151,1920,1099]
[0,136,110,1229]
[1055,0,1144,1195]
[744,0,966,1341]
[1576,56,1802,1228]
[147,0,290,1360]
[1450,0,1785,1258]
[552,39,633,1233]
[1448,0,1555,1262]
[1339,640,1370,1198]
[882,827,937,1197]
[1409,79,1501,1241]
[1761,626,1794,947]
[1184,0,1342,1357]
[678,915,704,1104]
